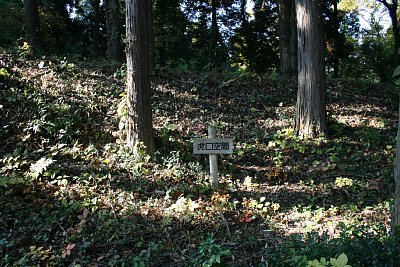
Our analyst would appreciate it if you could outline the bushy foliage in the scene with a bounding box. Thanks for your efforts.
[153,0,190,68]
[361,33,394,82]
[323,1,361,77]
[0,0,24,47]
[266,224,400,266]
[230,0,279,72]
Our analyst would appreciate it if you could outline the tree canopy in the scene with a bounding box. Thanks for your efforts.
[0,0,393,77]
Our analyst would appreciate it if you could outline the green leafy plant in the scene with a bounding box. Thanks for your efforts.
[160,123,178,142]
[29,157,55,179]
[308,253,351,267]
[236,142,258,163]
[392,65,400,85]
[18,41,32,57]
[0,67,9,76]
[193,234,232,267]
[266,224,400,266]
[334,177,353,188]
[241,196,280,221]
[0,153,30,186]
[354,124,381,148]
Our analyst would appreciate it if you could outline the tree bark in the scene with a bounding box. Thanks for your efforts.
[279,0,291,74]
[393,93,400,233]
[240,0,247,24]
[332,0,339,77]
[125,0,155,154]
[289,0,297,73]
[279,0,296,74]
[148,0,155,73]
[92,0,101,56]
[24,0,40,50]
[105,0,123,64]
[377,0,399,63]
[155,0,167,66]
[295,0,327,139]
[211,0,219,67]
[389,4,399,64]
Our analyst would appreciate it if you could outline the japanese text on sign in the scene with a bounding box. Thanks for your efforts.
[193,138,234,154]
[197,142,230,151]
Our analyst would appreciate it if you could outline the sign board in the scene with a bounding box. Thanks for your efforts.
[193,138,234,155]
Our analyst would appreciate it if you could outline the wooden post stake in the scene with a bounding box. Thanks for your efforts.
[193,126,233,189]
[208,125,218,188]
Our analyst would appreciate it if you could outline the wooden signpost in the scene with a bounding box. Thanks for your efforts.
[193,126,234,188]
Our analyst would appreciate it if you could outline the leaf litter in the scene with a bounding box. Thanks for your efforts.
[0,50,399,265]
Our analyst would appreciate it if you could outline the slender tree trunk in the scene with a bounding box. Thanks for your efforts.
[155,0,167,66]
[279,0,292,74]
[92,0,101,55]
[240,0,247,23]
[211,0,218,67]
[280,0,297,74]
[295,0,327,139]
[125,0,155,154]
[239,0,248,40]
[378,0,399,63]
[333,0,339,77]
[389,4,400,64]
[148,0,155,73]
[24,0,40,50]
[53,1,70,52]
[393,92,400,233]
[289,0,297,73]
[105,0,123,64]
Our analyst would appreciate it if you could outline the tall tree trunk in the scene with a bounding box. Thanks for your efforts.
[389,4,399,64]
[279,0,297,74]
[92,0,101,56]
[295,0,327,139]
[211,0,218,67]
[333,0,339,77]
[240,0,247,23]
[393,93,400,233]
[154,0,166,66]
[53,1,70,52]
[105,0,122,64]
[148,0,155,73]
[378,0,399,63]
[279,0,291,74]
[289,0,297,73]
[24,0,40,50]
[125,0,155,154]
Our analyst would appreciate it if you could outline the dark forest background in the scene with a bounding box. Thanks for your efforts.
[0,0,395,79]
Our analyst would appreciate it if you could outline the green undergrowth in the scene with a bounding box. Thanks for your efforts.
[267,224,400,266]
[1,49,399,266]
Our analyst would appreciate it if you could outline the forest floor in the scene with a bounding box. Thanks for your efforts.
[1,49,400,266]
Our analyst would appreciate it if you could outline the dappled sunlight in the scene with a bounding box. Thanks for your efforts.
[329,102,396,129]
[279,201,390,236]
[1,52,399,265]
[1,0,400,261]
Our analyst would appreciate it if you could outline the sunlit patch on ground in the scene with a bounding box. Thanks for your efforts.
[1,51,399,266]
